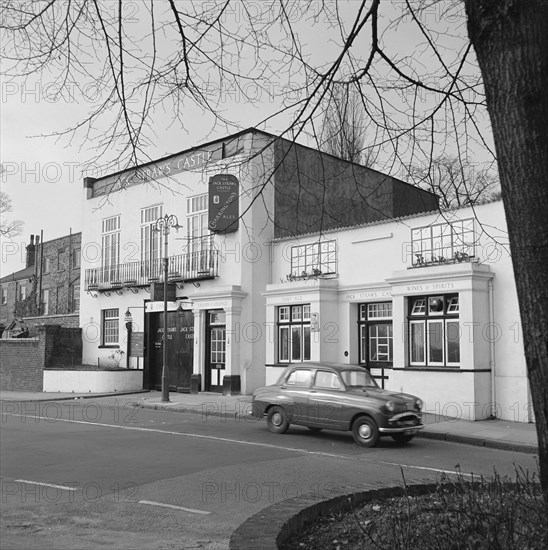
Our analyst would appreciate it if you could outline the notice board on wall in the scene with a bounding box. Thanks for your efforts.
[129,332,144,357]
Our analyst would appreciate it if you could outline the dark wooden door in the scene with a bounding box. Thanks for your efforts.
[146,310,194,392]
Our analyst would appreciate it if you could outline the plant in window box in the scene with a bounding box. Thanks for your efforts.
[454,251,469,262]
[108,349,125,368]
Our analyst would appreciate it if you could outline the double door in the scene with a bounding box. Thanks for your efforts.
[146,309,194,392]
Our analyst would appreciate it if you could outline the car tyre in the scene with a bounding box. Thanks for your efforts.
[391,433,415,444]
[352,416,379,447]
[266,406,289,434]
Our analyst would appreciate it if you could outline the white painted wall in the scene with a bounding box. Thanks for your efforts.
[80,135,277,394]
[44,370,143,393]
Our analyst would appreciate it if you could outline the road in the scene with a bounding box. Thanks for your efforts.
[0,397,539,549]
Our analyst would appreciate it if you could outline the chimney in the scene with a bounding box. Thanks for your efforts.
[26,235,36,268]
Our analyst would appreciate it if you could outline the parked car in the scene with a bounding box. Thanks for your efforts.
[251,362,424,447]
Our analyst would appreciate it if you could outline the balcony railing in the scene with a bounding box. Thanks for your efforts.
[85,248,219,291]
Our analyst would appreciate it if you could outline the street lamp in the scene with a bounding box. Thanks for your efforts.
[154,214,182,402]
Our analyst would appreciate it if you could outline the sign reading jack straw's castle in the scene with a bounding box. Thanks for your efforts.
[90,147,222,196]
[208,174,239,233]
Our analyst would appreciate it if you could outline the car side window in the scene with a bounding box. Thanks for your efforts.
[285,369,312,387]
[314,371,342,390]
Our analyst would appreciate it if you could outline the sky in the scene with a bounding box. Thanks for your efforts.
[0,0,488,276]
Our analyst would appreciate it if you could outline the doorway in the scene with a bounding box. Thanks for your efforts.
[145,309,194,392]
[205,310,226,392]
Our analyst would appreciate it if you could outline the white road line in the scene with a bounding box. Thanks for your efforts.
[5,412,473,478]
[15,479,78,491]
[137,500,210,515]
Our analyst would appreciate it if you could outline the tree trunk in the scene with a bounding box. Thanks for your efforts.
[464,0,548,503]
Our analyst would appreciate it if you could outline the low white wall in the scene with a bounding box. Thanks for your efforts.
[43,370,143,393]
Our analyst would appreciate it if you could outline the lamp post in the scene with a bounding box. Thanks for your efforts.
[155,214,181,402]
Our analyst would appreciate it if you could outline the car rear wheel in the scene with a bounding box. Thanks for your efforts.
[352,417,379,447]
[266,406,289,434]
[391,433,415,444]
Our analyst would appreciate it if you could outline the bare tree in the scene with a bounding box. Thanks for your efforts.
[409,156,500,209]
[0,191,23,237]
[2,0,548,501]
[320,83,374,166]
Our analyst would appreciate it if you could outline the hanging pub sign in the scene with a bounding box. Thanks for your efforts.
[208,174,239,233]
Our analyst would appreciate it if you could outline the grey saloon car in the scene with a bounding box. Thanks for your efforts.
[251,362,424,447]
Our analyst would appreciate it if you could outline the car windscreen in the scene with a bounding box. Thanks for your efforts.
[340,369,379,388]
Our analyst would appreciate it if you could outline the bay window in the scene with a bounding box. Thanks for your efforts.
[408,294,460,367]
[278,304,311,363]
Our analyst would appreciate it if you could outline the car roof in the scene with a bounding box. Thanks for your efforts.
[285,362,366,372]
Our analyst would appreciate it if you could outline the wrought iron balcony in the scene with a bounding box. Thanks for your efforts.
[85,247,219,291]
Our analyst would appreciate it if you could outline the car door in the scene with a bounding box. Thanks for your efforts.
[307,370,347,429]
[279,368,313,424]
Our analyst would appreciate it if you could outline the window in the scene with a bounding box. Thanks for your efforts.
[41,289,50,315]
[102,308,119,345]
[359,302,393,365]
[71,284,80,313]
[140,205,162,264]
[285,369,312,387]
[43,257,51,274]
[278,304,311,363]
[56,286,63,314]
[186,194,211,272]
[18,285,26,301]
[72,248,81,269]
[209,311,226,365]
[290,240,337,277]
[102,215,120,281]
[314,370,342,390]
[1,286,6,304]
[411,219,475,266]
[408,294,460,367]
[57,248,65,270]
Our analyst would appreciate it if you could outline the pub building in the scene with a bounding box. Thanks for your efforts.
[80,129,531,422]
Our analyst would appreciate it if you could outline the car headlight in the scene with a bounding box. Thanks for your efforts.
[385,400,395,412]
[415,398,423,410]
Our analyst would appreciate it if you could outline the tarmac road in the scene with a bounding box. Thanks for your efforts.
[0,397,540,549]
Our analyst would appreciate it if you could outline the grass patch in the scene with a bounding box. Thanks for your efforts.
[281,469,548,549]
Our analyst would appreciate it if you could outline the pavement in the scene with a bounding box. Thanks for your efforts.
[0,389,539,454]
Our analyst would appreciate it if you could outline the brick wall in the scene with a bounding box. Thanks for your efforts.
[0,324,83,391]
[1,232,82,328]
[24,314,80,333]
[38,233,82,316]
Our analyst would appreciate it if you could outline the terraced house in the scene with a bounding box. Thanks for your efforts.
[0,231,82,336]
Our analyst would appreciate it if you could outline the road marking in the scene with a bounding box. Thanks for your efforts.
[4,412,480,479]
[15,479,78,491]
[138,499,210,515]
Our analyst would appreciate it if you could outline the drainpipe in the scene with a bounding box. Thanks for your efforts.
[38,230,44,315]
[488,278,496,418]
[68,228,72,313]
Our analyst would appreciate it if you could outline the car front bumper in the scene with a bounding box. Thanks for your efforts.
[378,411,423,434]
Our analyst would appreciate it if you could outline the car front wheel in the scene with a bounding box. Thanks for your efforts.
[266,406,289,434]
[352,417,379,447]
